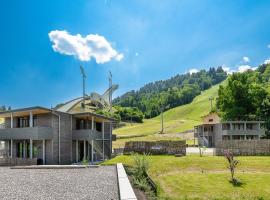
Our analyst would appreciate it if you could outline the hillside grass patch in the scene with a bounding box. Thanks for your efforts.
[113,84,222,148]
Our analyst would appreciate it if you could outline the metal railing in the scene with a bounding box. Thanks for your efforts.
[0,123,5,129]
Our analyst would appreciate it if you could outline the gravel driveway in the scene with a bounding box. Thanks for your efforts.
[0,166,119,200]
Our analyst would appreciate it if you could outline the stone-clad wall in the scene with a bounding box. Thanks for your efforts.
[124,140,186,155]
[215,140,270,156]
[0,158,37,166]
[51,112,72,164]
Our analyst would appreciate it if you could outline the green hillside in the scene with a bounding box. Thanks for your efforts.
[113,82,223,147]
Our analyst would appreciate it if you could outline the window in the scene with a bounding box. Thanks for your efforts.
[208,119,213,122]
[17,117,29,128]
[96,122,102,132]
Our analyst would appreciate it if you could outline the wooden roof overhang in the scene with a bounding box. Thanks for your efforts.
[0,106,52,118]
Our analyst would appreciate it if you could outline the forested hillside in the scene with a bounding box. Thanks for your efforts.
[113,67,227,118]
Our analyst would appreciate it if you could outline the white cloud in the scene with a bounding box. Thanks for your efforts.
[135,52,139,56]
[264,59,270,64]
[242,56,250,63]
[267,44,270,48]
[238,65,257,73]
[48,30,123,63]
[221,65,231,73]
[189,68,199,74]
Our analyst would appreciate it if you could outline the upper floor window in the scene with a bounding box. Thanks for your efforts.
[96,122,102,132]
[17,117,29,128]
[75,119,92,130]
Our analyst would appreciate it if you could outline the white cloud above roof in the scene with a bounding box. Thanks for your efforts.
[238,65,257,73]
[242,56,250,63]
[264,58,270,64]
[189,68,199,74]
[48,30,123,63]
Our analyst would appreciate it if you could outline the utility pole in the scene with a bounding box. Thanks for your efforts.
[108,71,112,111]
[80,65,87,109]
[209,97,214,111]
[160,106,164,134]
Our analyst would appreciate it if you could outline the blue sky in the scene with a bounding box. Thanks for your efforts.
[1,0,270,108]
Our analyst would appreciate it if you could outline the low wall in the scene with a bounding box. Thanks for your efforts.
[215,139,270,156]
[0,158,37,166]
[124,140,186,155]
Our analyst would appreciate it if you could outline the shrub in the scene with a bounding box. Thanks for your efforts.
[82,157,88,165]
[132,153,150,179]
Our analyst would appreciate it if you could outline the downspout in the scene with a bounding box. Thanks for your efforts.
[52,111,61,164]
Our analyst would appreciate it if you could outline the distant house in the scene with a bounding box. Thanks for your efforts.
[194,113,265,147]
[0,97,116,165]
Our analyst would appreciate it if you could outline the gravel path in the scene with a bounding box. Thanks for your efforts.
[0,166,119,200]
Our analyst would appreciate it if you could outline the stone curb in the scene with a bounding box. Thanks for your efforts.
[117,163,137,200]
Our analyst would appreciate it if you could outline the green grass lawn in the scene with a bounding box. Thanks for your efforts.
[113,83,222,148]
[104,155,270,200]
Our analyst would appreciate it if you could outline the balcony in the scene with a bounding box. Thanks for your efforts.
[0,127,53,140]
[222,129,265,136]
[72,129,110,140]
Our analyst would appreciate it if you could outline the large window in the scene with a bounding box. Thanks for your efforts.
[17,117,29,128]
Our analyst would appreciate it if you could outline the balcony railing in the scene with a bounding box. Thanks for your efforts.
[222,129,265,136]
[0,123,5,129]
[0,127,53,140]
[72,129,111,140]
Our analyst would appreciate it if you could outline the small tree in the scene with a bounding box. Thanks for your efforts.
[224,150,240,185]
[199,146,207,157]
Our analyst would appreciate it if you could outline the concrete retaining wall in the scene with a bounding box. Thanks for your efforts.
[215,139,270,156]
[124,140,186,155]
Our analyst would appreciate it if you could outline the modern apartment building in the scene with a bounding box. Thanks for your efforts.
[0,97,116,165]
[194,113,265,147]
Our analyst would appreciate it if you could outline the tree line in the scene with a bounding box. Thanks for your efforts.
[217,63,270,137]
[0,106,11,112]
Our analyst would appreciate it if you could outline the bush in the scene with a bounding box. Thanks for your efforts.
[129,154,157,199]
[132,153,150,179]
[114,106,144,123]
[82,157,88,165]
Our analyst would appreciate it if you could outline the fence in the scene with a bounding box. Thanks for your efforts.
[123,140,186,155]
[215,139,270,156]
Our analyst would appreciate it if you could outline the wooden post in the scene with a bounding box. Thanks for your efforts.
[10,113,13,128]
[83,140,86,160]
[30,139,33,159]
[10,139,13,158]
[102,121,105,161]
[91,140,94,164]
[29,111,33,127]
[23,140,26,158]
[110,122,112,157]
[76,140,79,163]
[43,139,45,165]
[91,116,94,130]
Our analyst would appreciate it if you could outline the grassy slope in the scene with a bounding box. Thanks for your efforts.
[104,155,270,200]
[113,83,221,147]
